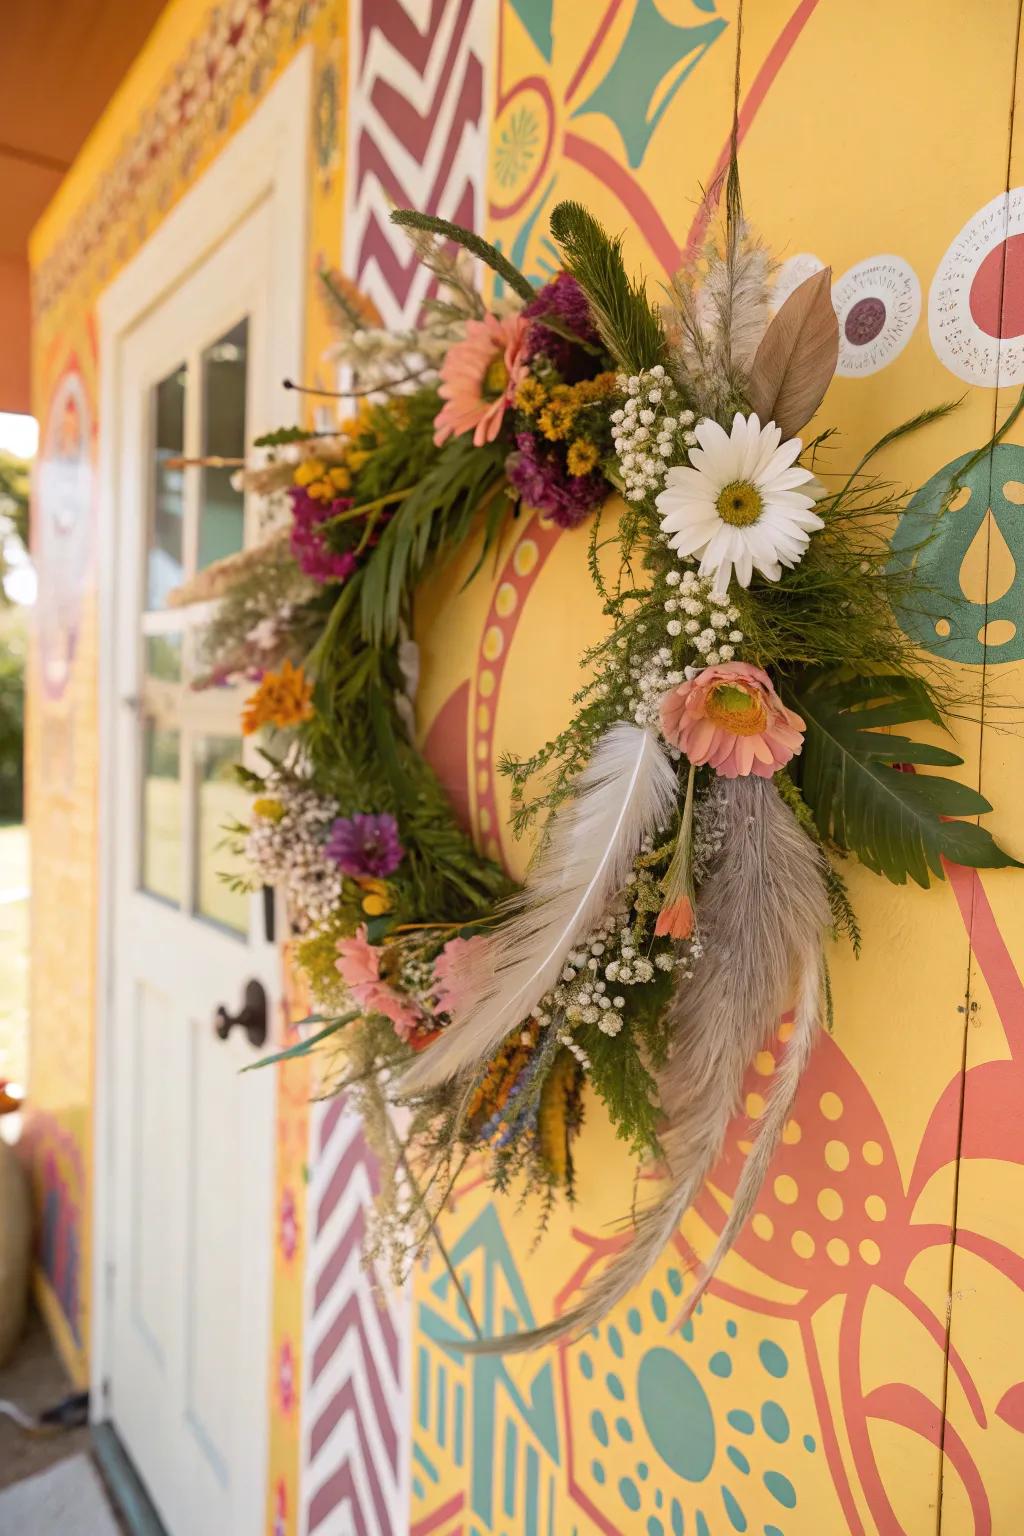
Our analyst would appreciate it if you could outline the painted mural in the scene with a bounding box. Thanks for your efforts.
[24,0,1024,1532]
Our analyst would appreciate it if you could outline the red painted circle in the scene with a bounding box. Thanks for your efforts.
[969,233,1024,338]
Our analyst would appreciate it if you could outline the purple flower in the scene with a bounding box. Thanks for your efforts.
[522,273,600,375]
[289,486,359,585]
[506,432,607,529]
[325,812,404,878]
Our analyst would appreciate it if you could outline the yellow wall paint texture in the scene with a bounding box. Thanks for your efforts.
[26,0,1024,1532]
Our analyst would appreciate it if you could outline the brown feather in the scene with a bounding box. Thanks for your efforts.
[452,776,829,1355]
[746,267,838,438]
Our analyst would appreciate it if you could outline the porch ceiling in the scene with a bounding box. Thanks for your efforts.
[0,0,167,413]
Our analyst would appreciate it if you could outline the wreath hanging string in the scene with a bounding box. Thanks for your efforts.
[172,62,1020,1350]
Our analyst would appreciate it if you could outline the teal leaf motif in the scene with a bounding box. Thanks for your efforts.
[509,0,554,62]
[571,0,727,168]
[788,672,1021,887]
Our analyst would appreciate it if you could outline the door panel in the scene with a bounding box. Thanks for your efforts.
[110,198,278,1536]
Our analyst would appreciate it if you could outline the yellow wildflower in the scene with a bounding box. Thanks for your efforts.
[538,1049,578,1182]
[346,449,372,472]
[252,796,286,821]
[567,439,600,477]
[328,465,352,492]
[293,458,326,487]
[358,877,394,917]
[241,660,315,736]
[538,388,576,441]
[515,376,547,416]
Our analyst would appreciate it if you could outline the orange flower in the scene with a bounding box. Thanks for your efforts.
[241,660,314,735]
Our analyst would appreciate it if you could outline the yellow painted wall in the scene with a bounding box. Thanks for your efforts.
[27,1,1024,1532]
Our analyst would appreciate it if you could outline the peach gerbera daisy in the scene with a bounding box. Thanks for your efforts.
[433,312,529,448]
[659,660,805,779]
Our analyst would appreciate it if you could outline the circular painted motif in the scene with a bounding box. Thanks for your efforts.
[929,188,1024,385]
[888,443,1024,665]
[36,365,94,698]
[771,252,825,312]
[832,255,921,376]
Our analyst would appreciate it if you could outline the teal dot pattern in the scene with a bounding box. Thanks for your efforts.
[570,1275,817,1535]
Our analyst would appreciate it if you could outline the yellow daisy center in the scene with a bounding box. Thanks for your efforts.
[483,355,510,399]
[716,479,764,527]
[706,682,767,736]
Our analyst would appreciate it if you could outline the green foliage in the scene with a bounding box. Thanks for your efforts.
[359,431,508,645]
[789,671,1021,887]
[305,569,511,924]
[390,209,536,302]
[0,608,26,819]
[252,425,325,447]
[549,201,667,376]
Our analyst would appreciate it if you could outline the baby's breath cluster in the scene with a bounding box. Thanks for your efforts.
[611,366,696,502]
[666,568,743,667]
[528,907,677,1060]
[244,775,343,930]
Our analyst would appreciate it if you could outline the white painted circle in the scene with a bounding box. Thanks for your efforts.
[929,188,1024,386]
[833,255,921,376]
[771,253,825,312]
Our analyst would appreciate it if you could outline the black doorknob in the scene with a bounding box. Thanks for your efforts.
[213,980,268,1048]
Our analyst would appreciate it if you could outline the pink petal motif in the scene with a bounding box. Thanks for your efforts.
[658,660,805,778]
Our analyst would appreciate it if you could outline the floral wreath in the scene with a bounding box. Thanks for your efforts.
[179,170,1020,1352]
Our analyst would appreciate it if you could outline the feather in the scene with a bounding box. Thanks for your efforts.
[454,775,829,1354]
[665,221,774,419]
[401,724,678,1095]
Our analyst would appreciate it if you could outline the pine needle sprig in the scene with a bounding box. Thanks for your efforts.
[549,201,667,376]
[390,209,536,304]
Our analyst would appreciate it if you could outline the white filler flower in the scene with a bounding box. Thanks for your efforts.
[655,412,822,593]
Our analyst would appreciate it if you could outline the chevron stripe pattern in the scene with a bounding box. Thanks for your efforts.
[342,0,497,327]
[303,5,494,1529]
[301,1097,411,1535]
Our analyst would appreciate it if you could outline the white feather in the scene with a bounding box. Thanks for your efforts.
[402,723,678,1094]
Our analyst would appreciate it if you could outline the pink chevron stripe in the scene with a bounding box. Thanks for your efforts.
[309,1300,400,1468]
[370,0,481,153]
[314,1207,367,1310]
[318,1097,346,1156]
[316,1126,380,1236]
[307,1382,392,1534]
[361,0,450,71]
[312,1283,400,1384]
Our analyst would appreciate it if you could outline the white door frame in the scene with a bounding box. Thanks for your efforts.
[92,43,312,1448]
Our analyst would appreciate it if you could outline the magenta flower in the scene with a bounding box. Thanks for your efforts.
[325,812,404,878]
[523,273,600,375]
[289,485,359,585]
[506,432,607,528]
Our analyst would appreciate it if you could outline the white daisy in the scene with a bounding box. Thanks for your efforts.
[655,412,822,594]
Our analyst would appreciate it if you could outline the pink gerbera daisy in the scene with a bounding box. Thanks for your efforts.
[335,925,424,1040]
[659,660,805,779]
[433,312,529,448]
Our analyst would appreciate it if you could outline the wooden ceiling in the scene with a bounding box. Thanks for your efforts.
[0,0,167,413]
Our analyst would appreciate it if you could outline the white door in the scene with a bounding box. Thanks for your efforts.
[108,200,279,1536]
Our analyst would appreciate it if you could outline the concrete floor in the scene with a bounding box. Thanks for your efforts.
[0,1307,92,1490]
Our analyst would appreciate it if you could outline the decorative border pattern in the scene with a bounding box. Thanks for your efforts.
[33,0,324,317]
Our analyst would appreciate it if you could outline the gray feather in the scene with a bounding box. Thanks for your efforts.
[453,775,829,1355]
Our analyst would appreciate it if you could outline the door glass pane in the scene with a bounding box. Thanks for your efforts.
[144,632,182,683]
[195,735,249,935]
[148,365,187,609]
[199,319,248,571]
[141,723,182,904]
